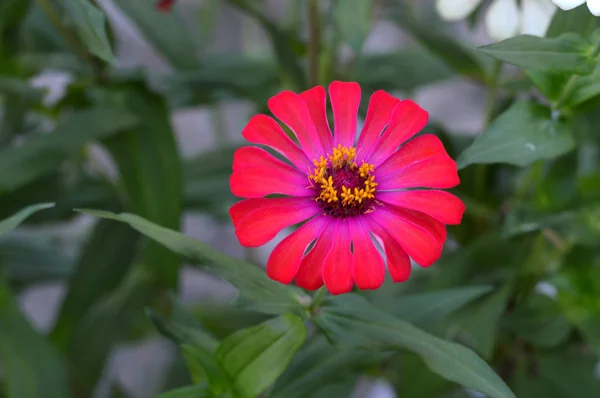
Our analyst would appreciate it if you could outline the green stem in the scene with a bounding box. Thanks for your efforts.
[554,38,600,110]
[307,0,320,87]
[309,286,328,313]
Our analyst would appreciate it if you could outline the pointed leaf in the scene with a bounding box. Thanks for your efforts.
[0,203,54,237]
[63,0,115,62]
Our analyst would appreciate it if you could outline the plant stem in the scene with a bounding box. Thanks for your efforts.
[554,38,600,109]
[307,0,320,87]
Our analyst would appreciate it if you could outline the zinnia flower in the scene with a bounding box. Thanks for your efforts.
[229,82,465,295]
[437,0,557,41]
[552,0,600,15]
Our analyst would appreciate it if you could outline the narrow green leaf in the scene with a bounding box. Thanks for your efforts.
[181,344,233,395]
[564,64,600,107]
[77,210,309,315]
[477,33,595,75]
[51,220,140,350]
[457,101,575,169]
[0,108,137,192]
[113,0,200,70]
[546,5,600,38]
[0,203,54,237]
[384,286,493,327]
[157,383,212,398]
[0,284,70,398]
[334,0,371,54]
[99,84,183,289]
[63,0,115,63]
[315,294,516,398]
[216,314,307,397]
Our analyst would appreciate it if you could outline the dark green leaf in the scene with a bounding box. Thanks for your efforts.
[112,0,200,70]
[99,84,183,289]
[0,283,70,398]
[546,5,600,38]
[389,353,459,398]
[457,101,575,168]
[334,0,371,54]
[477,33,595,75]
[0,203,54,237]
[525,70,569,102]
[215,314,307,397]
[0,108,137,193]
[63,0,114,63]
[315,294,516,398]
[51,220,140,350]
[77,210,310,315]
[564,64,600,107]
[181,344,233,395]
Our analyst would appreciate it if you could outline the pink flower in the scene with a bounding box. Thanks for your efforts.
[229,82,465,295]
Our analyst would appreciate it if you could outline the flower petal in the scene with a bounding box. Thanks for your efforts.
[350,220,385,290]
[486,0,520,41]
[329,81,361,148]
[242,114,310,171]
[266,216,328,284]
[436,0,484,20]
[322,221,354,295]
[230,162,311,198]
[369,206,446,267]
[377,190,466,225]
[376,134,459,190]
[232,146,297,171]
[369,221,412,282]
[587,0,600,16]
[551,0,585,10]
[268,91,326,159]
[356,90,401,163]
[233,198,319,247]
[295,222,336,290]
[300,86,334,153]
[367,100,429,167]
[521,0,556,36]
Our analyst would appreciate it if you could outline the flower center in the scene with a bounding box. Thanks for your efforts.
[308,145,377,218]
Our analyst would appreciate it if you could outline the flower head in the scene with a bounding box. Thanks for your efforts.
[437,0,557,41]
[552,0,600,15]
[229,82,465,295]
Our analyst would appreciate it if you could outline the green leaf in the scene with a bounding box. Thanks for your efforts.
[0,108,137,193]
[563,64,600,107]
[0,203,54,237]
[181,344,233,395]
[63,0,115,63]
[0,78,44,146]
[315,294,516,398]
[389,353,459,398]
[215,314,307,397]
[112,0,200,70]
[0,283,70,398]
[546,5,600,38]
[51,220,140,350]
[477,33,595,75]
[457,101,575,169]
[157,384,213,398]
[334,0,371,54]
[384,286,493,328]
[98,83,183,288]
[77,210,310,315]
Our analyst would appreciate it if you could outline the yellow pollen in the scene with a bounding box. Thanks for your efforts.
[307,145,377,208]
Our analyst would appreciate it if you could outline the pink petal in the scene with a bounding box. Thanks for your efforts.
[230,164,311,198]
[241,114,311,171]
[295,222,336,290]
[329,81,361,148]
[266,216,328,284]
[233,146,298,171]
[369,206,445,267]
[322,221,354,295]
[356,90,401,163]
[377,190,465,225]
[268,91,326,160]
[350,220,385,290]
[233,198,319,247]
[367,100,429,167]
[369,221,412,282]
[300,86,334,153]
[376,134,459,190]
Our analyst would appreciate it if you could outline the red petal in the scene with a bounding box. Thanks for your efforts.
[369,221,412,282]
[266,217,328,284]
[377,190,465,225]
[350,220,385,290]
[242,115,310,171]
[329,81,361,148]
[322,221,354,295]
[233,198,319,247]
[376,134,459,190]
[268,91,326,159]
[300,86,334,153]
[233,146,297,171]
[230,165,310,198]
[157,0,176,12]
[295,222,336,290]
[367,100,429,166]
[369,206,445,267]
[356,90,401,163]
